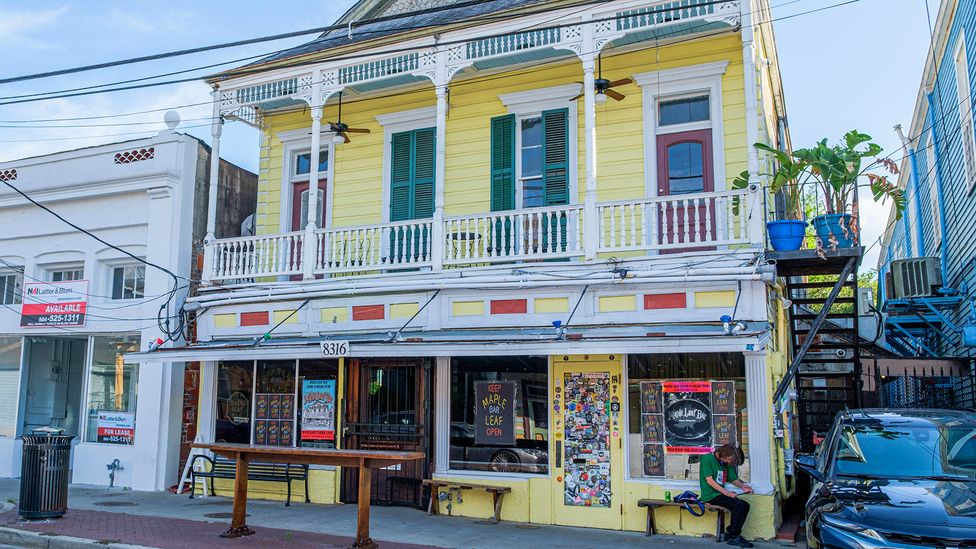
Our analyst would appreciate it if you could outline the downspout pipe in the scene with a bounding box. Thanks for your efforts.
[895,124,925,258]
[925,89,950,284]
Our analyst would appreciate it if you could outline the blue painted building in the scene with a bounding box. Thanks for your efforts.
[878,0,976,358]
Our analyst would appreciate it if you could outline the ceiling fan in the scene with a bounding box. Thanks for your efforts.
[572,55,632,102]
[327,91,370,143]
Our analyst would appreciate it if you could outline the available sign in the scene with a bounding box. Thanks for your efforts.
[96,411,135,445]
[20,280,89,327]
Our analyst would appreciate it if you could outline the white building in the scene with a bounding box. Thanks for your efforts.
[0,129,255,490]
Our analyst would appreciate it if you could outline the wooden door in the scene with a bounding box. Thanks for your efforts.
[656,130,716,252]
[290,181,328,232]
[342,358,430,507]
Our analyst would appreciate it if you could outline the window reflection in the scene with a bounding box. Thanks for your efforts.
[667,142,705,195]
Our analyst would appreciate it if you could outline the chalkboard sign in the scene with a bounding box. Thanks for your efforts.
[474,381,516,446]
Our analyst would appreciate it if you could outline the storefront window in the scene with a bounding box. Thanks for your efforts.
[85,335,140,444]
[627,353,748,481]
[0,337,22,437]
[215,361,252,444]
[254,361,296,446]
[450,356,549,474]
[297,360,338,448]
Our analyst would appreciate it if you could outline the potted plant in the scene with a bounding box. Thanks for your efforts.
[733,144,808,251]
[792,130,904,249]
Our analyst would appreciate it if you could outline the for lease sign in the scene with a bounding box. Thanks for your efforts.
[96,412,135,445]
[20,280,88,327]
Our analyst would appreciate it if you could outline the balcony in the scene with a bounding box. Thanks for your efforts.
[204,188,759,283]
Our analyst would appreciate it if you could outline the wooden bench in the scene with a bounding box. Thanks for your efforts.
[423,479,512,524]
[637,498,727,540]
[189,455,310,506]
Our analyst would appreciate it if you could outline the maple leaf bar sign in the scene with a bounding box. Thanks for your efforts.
[662,381,713,454]
[474,380,516,446]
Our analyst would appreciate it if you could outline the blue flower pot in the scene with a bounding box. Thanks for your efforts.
[812,214,856,248]
[766,220,807,251]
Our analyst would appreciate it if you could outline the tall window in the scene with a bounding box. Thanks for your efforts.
[628,353,749,481]
[85,335,140,444]
[450,356,549,474]
[926,135,942,246]
[519,116,545,208]
[0,270,22,305]
[51,268,84,282]
[292,148,329,228]
[215,361,253,444]
[0,336,22,438]
[490,109,570,211]
[954,34,976,190]
[111,265,145,300]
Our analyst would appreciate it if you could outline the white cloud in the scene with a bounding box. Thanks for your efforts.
[0,6,70,50]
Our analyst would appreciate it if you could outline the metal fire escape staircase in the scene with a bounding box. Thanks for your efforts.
[770,247,862,453]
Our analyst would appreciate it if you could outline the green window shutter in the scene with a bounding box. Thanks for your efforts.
[542,108,569,206]
[413,127,435,218]
[390,131,414,222]
[490,114,516,211]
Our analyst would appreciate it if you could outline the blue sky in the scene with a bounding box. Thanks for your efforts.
[0,0,938,267]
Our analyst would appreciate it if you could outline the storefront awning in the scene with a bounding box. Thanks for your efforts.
[125,323,770,362]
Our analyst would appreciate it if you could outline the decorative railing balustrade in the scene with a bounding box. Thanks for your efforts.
[203,190,758,282]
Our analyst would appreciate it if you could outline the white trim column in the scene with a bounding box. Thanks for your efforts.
[302,81,324,280]
[581,18,599,260]
[744,350,774,495]
[434,356,450,473]
[202,90,223,285]
[741,1,764,247]
[432,84,448,271]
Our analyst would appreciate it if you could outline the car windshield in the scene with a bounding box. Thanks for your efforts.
[831,421,976,479]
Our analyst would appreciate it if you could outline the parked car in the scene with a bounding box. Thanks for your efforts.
[449,423,548,473]
[794,409,976,548]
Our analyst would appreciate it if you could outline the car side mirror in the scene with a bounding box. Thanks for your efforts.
[794,453,826,483]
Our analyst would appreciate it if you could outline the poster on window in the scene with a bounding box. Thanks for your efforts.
[643,443,665,477]
[662,381,713,454]
[640,381,662,414]
[20,280,89,327]
[300,379,336,441]
[711,381,735,415]
[96,411,134,445]
[474,381,517,446]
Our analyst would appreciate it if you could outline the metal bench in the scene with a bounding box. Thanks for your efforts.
[423,479,511,524]
[637,498,727,540]
[189,455,310,506]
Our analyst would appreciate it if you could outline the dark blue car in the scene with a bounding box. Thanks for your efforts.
[795,409,976,549]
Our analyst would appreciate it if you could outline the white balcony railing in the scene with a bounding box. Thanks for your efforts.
[443,204,584,265]
[313,219,434,274]
[203,189,757,283]
[597,189,750,253]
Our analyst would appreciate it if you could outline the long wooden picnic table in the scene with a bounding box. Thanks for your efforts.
[193,442,425,549]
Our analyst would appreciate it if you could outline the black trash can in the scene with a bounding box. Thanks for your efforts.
[19,429,74,520]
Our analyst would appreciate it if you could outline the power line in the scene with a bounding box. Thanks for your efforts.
[0,0,821,108]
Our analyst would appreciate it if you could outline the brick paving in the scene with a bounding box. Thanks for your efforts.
[0,508,437,549]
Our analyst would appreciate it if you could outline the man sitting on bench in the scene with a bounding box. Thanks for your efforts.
[700,444,753,548]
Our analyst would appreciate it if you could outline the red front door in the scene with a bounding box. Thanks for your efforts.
[291,181,328,232]
[656,129,716,252]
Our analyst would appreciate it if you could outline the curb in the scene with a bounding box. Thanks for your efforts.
[0,526,155,549]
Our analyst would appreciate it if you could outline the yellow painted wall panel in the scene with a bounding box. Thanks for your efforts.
[213,313,237,329]
[273,309,299,324]
[321,306,348,323]
[695,290,737,308]
[451,300,484,316]
[390,302,420,319]
[534,297,570,314]
[598,295,636,312]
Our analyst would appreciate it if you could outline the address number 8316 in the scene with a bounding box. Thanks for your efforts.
[320,340,350,357]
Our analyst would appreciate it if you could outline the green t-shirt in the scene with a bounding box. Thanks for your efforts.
[699,452,738,502]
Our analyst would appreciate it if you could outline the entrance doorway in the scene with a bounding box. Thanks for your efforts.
[21,337,87,438]
[656,129,716,252]
[551,355,623,529]
[342,358,431,507]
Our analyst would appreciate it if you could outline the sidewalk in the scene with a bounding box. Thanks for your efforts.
[0,479,787,549]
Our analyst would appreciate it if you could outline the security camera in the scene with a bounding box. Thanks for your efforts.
[748,183,760,192]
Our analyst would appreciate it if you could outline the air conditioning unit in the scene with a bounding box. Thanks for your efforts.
[891,257,942,298]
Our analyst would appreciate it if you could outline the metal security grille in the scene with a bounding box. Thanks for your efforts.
[343,358,430,507]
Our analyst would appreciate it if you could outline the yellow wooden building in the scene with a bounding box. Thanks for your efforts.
[144,0,795,540]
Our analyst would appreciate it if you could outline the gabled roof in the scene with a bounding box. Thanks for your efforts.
[236,0,549,71]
